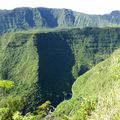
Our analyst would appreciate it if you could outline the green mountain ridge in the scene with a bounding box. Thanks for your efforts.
[0,7,120,34]
[1,7,120,120]
[54,45,120,120]
[1,27,120,118]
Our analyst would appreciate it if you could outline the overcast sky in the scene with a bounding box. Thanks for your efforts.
[0,0,120,14]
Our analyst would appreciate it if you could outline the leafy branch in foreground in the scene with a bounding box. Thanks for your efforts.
[0,80,14,89]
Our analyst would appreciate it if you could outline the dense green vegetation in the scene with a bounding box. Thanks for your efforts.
[54,48,120,120]
[1,6,120,120]
[0,80,14,89]
[0,7,120,34]
[1,27,120,119]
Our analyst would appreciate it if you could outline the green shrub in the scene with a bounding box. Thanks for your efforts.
[0,80,14,89]
[36,101,52,118]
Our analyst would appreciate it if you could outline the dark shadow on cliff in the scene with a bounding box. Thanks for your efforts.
[35,32,75,106]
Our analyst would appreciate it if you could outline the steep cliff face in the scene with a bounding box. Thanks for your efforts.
[0,7,120,34]
[0,32,40,112]
[0,28,120,112]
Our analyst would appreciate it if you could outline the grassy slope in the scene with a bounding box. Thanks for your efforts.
[0,32,40,112]
[54,47,120,120]
[0,28,120,113]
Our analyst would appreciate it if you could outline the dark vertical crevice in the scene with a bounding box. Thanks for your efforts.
[35,32,75,106]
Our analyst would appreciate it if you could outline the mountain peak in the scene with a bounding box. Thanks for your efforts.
[0,8,120,34]
[111,10,120,15]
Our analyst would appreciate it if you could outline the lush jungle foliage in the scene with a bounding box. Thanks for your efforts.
[54,48,120,120]
[1,25,120,119]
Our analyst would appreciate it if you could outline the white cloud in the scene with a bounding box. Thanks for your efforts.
[0,0,120,14]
